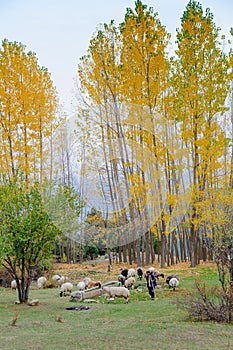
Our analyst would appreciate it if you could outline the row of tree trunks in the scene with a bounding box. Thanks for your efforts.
[114,226,213,268]
[54,227,213,268]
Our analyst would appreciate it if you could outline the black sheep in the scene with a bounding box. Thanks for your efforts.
[120,268,128,278]
[137,267,143,280]
[166,275,173,285]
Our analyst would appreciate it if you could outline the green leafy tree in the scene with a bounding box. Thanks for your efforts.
[0,173,60,303]
[41,180,84,263]
[83,243,99,260]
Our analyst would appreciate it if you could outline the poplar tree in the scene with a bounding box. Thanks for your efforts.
[120,0,173,266]
[173,1,231,266]
[0,39,58,182]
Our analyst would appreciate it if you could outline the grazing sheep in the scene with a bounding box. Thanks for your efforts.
[124,277,136,289]
[154,271,164,279]
[57,276,69,286]
[37,276,47,289]
[120,269,128,278]
[148,266,155,272]
[137,267,143,280]
[127,268,136,278]
[52,274,61,282]
[11,280,17,290]
[60,282,74,297]
[87,280,101,289]
[11,279,21,290]
[166,275,172,285]
[166,274,179,285]
[77,281,86,291]
[102,286,130,303]
[118,274,126,286]
[166,275,179,291]
[147,267,164,279]
[169,277,179,291]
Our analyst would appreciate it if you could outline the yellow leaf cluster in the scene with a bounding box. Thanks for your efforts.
[0,39,58,181]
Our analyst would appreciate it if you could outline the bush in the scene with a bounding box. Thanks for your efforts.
[179,281,233,323]
[36,258,52,275]
[83,243,99,260]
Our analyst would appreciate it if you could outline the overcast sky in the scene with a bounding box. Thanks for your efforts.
[0,0,233,113]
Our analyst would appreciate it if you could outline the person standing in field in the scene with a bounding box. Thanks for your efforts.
[146,270,157,300]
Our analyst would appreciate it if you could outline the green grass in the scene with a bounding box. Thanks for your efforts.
[0,264,233,350]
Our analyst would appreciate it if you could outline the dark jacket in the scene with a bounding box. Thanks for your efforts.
[146,271,157,290]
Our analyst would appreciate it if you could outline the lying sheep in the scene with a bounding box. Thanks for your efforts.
[37,276,47,289]
[60,282,73,297]
[87,280,101,289]
[102,286,130,303]
[28,299,39,306]
[124,277,136,289]
[11,279,21,290]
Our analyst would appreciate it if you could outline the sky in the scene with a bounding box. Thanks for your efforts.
[0,0,233,113]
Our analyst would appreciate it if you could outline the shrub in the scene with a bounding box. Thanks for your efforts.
[83,243,99,260]
[180,281,233,323]
[36,258,52,275]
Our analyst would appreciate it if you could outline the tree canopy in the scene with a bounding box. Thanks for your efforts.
[76,0,233,267]
[0,173,60,303]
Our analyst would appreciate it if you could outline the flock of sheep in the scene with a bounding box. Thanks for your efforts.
[10,267,179,304]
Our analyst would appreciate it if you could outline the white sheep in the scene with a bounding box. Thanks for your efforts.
[52,274,61,282]
[127,268,136,277]
[11,279,21,290]
[102,286,130,303]
[77,281,86,291]
[169,277,179,291]
[57,276,69,286]
[124,277,136,289]
[60,282,73,297]
[147,267,164,279]
[83,277,91,288]
[148,266,155,272]
[118,274,126,286]
[37,276,47,289]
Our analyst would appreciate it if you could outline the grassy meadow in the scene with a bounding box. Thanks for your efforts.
[0,261,233,350]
